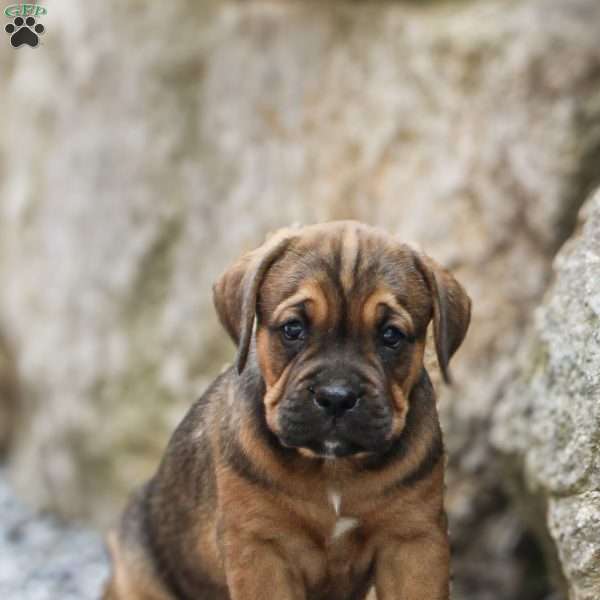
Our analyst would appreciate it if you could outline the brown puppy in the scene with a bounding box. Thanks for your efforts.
[104,221,471,600]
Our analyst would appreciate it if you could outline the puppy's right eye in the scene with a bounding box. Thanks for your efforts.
[281,320,305,342]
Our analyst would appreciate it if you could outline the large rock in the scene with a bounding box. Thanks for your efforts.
[493,191,600,600]
[1,0,600,597]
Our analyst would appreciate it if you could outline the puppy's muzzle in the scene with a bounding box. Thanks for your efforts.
[274,359,397,459]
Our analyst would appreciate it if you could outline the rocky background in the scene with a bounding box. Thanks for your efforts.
[0,472,108,600]
[0,0,599,598]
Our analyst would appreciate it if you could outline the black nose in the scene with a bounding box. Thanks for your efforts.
[313,384,359,417]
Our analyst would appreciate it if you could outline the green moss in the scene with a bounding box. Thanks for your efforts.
[71,363,184,523]
[64,212,189,522]
[123,213,183,329]
[522,338,550,384]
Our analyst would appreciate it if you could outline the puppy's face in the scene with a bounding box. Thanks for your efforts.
[214,222,470,460]
[255,230,431,459]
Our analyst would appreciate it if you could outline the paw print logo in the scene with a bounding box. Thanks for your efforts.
[5,16,44,48]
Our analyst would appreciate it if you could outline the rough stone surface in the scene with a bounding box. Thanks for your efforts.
[0,473,108,600]
[493,192,600,600]
[1,0,600,598]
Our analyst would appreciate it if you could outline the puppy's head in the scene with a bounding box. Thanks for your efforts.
[213,222,470,459]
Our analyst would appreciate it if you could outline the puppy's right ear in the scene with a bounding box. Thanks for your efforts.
[213,229,295,374]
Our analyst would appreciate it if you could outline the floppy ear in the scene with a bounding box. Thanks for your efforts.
[213,230,295,374]
[414,254,471,384]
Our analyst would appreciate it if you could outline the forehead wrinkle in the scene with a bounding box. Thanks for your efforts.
[287,252,345,331]
[271,291,309,323]
[272,281,330,326]
[340,224,361,294]
[361,289,415,334]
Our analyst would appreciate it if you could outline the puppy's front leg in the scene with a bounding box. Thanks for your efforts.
[224,534,305,600]
[375,529,450,600]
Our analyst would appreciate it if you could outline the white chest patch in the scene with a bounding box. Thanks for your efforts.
[328,489,359,539]
[328,490,341,515]
[332,516,359,539]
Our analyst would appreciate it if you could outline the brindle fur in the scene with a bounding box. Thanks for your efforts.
[104,222,471,600]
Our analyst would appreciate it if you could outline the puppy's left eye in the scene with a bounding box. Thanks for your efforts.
[380,325,405,349]
[281,320,306,342]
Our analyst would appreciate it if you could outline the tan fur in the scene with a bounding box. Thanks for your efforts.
[103,533,172,600]
[340,223,360,293]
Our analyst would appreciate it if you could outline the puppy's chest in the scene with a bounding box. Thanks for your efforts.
[290,488,372,600]
[308,489,372,586]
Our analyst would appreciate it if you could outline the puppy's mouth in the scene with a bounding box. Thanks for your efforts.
[276,417,391,459]
[303,438,366,459]
[279,434,366,459]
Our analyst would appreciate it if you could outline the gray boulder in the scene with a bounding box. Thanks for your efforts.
[493,191,600,600]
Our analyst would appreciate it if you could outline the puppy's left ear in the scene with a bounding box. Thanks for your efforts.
[213,229,295,374]
[414,254,471,384]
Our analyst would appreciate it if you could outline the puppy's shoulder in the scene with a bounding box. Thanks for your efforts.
[168,367,234,441]
[154,368,236,487]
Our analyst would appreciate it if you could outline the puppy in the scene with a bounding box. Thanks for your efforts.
[104,221,471,600]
